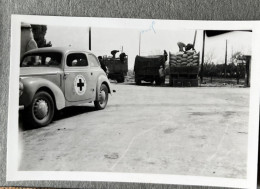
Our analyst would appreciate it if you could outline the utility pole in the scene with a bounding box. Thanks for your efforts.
[200,30,206,84]
[193,30,197,48]
[231,46,233,62]
[139,32,141,56]
[89,27,91,51]
[224,40,227,78]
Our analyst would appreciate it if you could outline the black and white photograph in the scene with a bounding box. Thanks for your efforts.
[6,15,260,188]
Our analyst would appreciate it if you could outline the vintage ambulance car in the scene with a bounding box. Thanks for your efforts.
[19,47,113,128]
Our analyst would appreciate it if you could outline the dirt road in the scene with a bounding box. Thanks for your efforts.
[19,83,249,179]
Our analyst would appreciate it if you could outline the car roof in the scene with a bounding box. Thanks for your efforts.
[24,47,93,55]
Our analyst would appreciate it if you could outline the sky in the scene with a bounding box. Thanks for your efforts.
[204,31,252,64]
[45,25,252,69]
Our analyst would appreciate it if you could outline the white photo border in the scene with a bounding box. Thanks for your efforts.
[7,15,260,189]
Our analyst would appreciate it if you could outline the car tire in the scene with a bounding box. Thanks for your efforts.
[23,91,55,128]
[94,84,109,110]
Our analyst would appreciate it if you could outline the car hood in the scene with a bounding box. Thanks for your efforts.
[20,67,62,77]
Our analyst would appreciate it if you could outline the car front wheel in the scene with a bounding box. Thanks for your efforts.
[23,91,55,128]
[94,84,108,110]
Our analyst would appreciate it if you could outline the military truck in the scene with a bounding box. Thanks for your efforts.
[169,50,200,87]
[134,55,165,85]
[102,53,128,83]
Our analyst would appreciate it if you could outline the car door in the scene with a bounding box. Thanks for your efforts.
[88,53,102,85]
[64,52,95,102]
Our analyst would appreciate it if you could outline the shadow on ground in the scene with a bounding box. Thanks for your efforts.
[118,81,170,88]
[54,106,96,121]
[19,105,96,131]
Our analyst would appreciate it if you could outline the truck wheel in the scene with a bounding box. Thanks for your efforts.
[161,77,165,85]
[23,91,55,128]
[94,84,108,110]
[155,77,161,85]
[117,75,124,83]
[136,79,141,85]
[135,76,141,85]
[169,75,173,86]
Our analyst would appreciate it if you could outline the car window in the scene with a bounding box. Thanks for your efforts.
[67,53,88,67]
[88,54,100,67]
[21,52,62,67]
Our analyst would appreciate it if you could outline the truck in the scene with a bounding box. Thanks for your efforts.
[169,51,200,87]
[102,54,128,83]
[134,55,165,85]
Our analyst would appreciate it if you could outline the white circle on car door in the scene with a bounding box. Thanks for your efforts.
[74,75,86,95]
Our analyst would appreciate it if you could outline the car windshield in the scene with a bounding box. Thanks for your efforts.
[20,52,62,67]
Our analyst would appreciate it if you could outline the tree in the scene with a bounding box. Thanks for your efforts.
[226,62,236,78]
[216,64,225,77]
[231,51,246,84]
[31,25,52,48]
[202,51,217,82]
[232,51,243,61]
[204,51,214,65]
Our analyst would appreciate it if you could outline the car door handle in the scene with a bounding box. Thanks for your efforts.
[64,72,70,79]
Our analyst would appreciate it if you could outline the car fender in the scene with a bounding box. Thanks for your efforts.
[95,75,112,100]
[20,77,65,110]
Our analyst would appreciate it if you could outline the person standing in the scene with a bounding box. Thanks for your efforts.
[98,56,107,74]
[164,50,168,62]
[177,42,186,52]
[20,22,38,59]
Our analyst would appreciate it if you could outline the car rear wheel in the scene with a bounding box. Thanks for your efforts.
[94,84,108,110]
[23,91,55,128]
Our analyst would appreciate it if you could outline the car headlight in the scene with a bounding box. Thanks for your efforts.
[19,80,23,97]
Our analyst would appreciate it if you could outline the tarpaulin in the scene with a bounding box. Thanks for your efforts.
[205,30,251,37]
[134,55,165,73]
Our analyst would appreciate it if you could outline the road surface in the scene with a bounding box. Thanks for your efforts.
[19,82,249,179]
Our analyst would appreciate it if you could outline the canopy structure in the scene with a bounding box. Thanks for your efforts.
[205,30,251,37]
[200,30,252,84]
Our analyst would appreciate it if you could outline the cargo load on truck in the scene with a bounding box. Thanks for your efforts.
[134,55,165,85]
[169,49,200,87]
[102,52,128,83]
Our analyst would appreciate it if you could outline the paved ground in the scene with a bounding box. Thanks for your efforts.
[19,82,249,179]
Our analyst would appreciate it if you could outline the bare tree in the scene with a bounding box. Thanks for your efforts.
[204,51,214,64]
[232,51,245,84]
[203,51,216,83]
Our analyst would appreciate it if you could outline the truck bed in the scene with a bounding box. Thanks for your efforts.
[134,55,165,75]
[103,57,128,73]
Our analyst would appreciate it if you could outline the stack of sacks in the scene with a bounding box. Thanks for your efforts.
[169,50,200,67]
